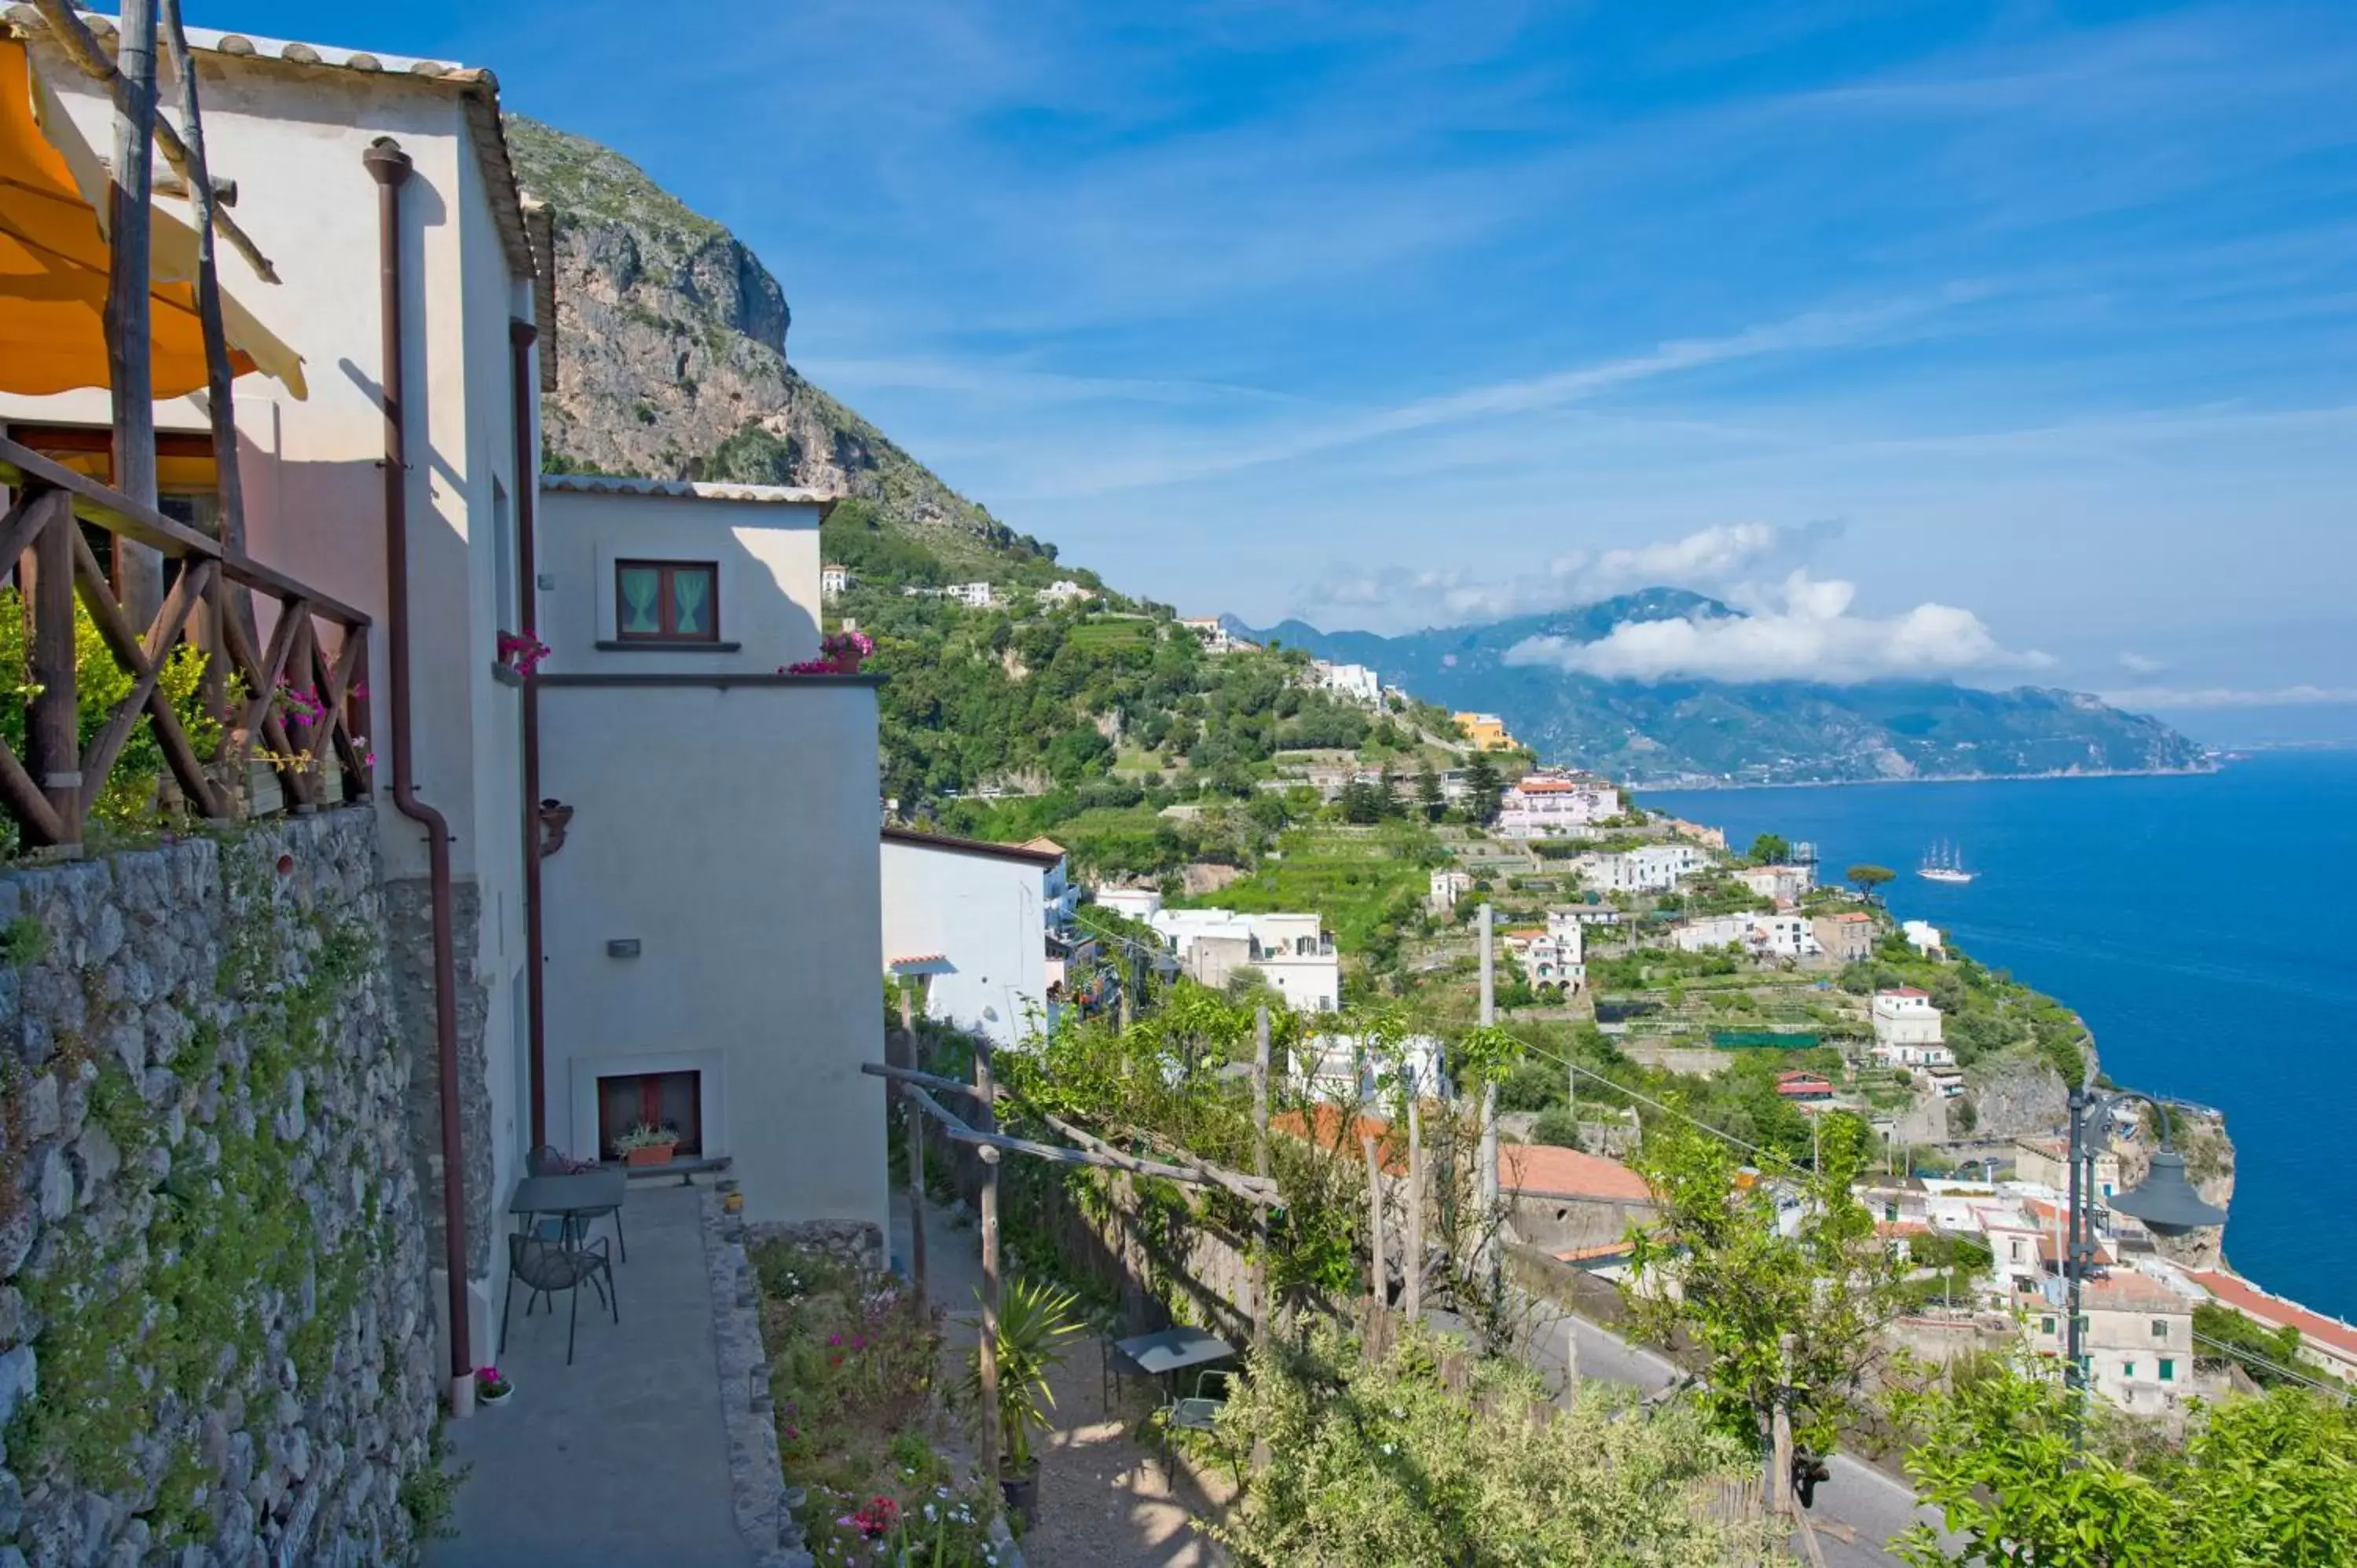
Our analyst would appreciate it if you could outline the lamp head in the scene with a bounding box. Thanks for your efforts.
[2106,1149,2227,1235]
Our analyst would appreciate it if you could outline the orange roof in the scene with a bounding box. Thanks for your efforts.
[1273,1105,1405,1174]
[2080,1272,2189,1313]
[1555,1240,1632,1263]
[1824,912,1871,924]
[1877,1220,1932,1238]
[1498,1145,1651,1203]
[2187,1269,2357,1361]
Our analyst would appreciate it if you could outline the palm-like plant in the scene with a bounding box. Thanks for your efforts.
[963,1276,1085,1471]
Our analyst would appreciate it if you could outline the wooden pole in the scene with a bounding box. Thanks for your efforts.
[104,0,163,626]
[1252,1005,1272,1348]
[23,493,81,847]
[973,1042,1003,1492]
[1403,1093,1424,1324]
[897,986,927,1300]
[1772,1332,1797,1522]
[1362,1134,1386,1310]
[158,0,256,695]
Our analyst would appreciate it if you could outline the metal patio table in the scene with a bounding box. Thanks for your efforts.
[508,1169,629,1249]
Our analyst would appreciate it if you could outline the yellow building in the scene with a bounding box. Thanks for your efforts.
[1453,712,1518,751]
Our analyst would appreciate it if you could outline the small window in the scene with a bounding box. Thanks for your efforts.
[2151,1319,2170,1339]
[615,559,719,642]
[2040,1316,2055,1335]
[2121,1361,2135,1379]
[2159,1358,2176,1382]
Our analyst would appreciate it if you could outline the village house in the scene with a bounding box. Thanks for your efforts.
[1178,614,1256,653]
[1452,711,1518,750]
[2183,1269,2357,1385]
[1812,910,1876,965]
[1903,918,1947,958]
[1736,863,1813,903]
[1036,578,1094,607]
[2024,1269,2216,1419]
[1428,867,1475,912]
[1149,907,1340,1013]
[0,16,893,1398]
[1871,987,1945,1046]
[1495,768,1622,837]
[1926,1068,1967,1099]
[879,828,1073,1048]
[821,561,852,599]
[1307,658,1383,706]
[1777,1071,1838,1101]
[1497,1144,1657,1259]
[1501,918,1584,992]
[2013,1134,2121,1200]
[1578,841,1704,894]
[1291,1034,1446,1104]
[1091,885,1164,923]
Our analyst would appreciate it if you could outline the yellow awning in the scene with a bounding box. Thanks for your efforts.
[0,37,306,400]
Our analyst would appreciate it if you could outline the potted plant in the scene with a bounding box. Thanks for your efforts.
[475,1365,511,1405]
[961,1276,1083,1527]
[615,1121,680,1168]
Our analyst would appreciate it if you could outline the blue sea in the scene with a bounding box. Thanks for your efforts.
[1642,749,2357,1323]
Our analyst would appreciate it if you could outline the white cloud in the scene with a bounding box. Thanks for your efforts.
[1502,570,2055,684]
[2117,650,2168,675]
[1297,520,1838,628]
[2098,683,2357,711]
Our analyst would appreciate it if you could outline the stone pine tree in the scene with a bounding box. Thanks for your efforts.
[1846,863,1897,902]
[1462,753,1504,825]
[1415,765,1445,822]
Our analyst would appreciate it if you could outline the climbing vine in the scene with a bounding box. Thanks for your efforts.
[5,836,405,1543]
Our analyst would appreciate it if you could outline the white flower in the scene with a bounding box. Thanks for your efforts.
[1382,1442,1395,1454]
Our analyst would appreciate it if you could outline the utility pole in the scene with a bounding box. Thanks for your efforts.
[1476,903,1499,1265]
[1252,1006,1272,1349]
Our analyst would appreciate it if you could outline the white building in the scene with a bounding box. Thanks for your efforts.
[1495,770,1622,837]
[949,581,994,609]
[1150,907,1340,1013]
[1308,659,1383,707]
[1294,1034,1444,1104]
[1178,615,1259,654]
[1670,911,1823,960]
[1903,919,1946,958]
[1036,579,1094,608]
[1503,919,1585,991]
[879,829,1069,1048]
[1578,843,1704,894]
[1428,868,1475,912]
[1736,863,1813,903]
[1871,1040,1958,1069]
[1092,886,1164,923]
[1871,987,1945,1047]
[2025,1269,2213,1419]
[0,20,895,1398]
[821,562,852,600]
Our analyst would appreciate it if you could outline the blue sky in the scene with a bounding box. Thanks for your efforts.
[200,1,2357,735]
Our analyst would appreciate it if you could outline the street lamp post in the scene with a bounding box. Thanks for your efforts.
[2062,1086,2227,1439]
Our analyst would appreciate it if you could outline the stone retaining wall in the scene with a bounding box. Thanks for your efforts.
[0,811,438,1566]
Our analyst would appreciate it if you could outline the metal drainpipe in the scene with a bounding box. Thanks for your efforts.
[508,317,548,1150]
[364,136,475,1415]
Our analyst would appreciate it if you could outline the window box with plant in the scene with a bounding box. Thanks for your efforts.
[614,1121,681,1168]
[475,1365,511,1405]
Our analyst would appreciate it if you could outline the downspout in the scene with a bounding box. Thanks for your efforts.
[509,317,548,1149]
[364,136,474,1415]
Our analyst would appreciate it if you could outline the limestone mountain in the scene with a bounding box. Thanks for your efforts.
[503,116,1056,580]
[1249,592,2212,786]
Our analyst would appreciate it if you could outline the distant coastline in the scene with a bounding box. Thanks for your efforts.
[1629,761,2223,793]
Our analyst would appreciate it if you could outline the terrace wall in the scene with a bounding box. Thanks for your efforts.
[0,811,438,1566]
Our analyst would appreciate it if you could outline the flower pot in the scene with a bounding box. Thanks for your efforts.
[625,1144,677,1169]
[999,1460,1039,1531]
[477,1381,511,1406]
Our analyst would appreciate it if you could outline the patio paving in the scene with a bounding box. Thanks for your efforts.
[427,1181,765,1568]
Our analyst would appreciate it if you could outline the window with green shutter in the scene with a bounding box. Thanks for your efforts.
[2160,1358,2176,1382]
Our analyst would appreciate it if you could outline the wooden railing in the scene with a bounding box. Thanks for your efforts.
[0,434,371,850]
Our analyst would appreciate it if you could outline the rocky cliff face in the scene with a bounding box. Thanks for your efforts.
[504,117,1027,566]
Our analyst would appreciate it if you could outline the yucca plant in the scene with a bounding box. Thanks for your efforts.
[962,1275,1084,1471]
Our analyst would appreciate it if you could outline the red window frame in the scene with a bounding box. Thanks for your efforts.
[614,559,720,642]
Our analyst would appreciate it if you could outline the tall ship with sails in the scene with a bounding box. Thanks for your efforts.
[1918,841,1977,885]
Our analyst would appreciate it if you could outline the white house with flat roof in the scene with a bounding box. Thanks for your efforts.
[878,828,1069,1048]
[1578,843,1703,893]
[1151,906,1340,1013]
[1871,987,1945,1047]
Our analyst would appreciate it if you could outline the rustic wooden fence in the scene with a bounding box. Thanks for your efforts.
[0,435,371,849]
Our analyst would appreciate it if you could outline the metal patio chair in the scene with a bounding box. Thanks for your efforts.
[500,1232,619,1366]
[526,1144,626,1261]
[1159,1368,1241,1489]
